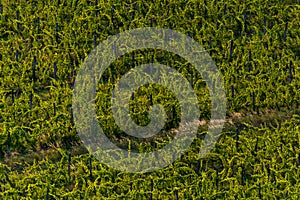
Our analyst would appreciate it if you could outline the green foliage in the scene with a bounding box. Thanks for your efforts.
[0,0,300,199]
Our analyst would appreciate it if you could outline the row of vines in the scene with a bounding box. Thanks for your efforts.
[1,117,299,198]
[0,0,300,198]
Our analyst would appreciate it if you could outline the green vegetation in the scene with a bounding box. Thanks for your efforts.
[0,0,299,199]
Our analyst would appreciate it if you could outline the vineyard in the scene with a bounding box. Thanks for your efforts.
[0,0,300,199]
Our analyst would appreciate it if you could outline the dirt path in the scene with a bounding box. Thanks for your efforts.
[1,107,299,169]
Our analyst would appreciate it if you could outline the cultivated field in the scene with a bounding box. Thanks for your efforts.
[0,0,300,199]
